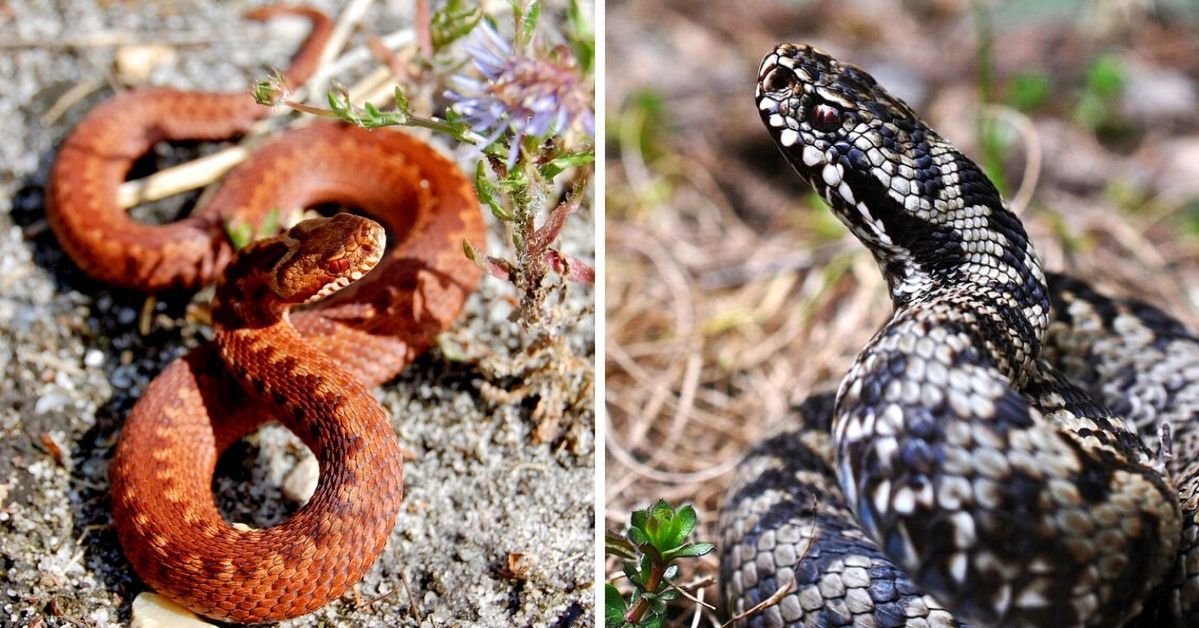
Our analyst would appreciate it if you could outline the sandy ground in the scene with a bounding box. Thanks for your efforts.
[0,1,594,626]
[605,0,1199,623]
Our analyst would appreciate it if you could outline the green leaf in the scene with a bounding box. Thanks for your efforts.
[430,0,482,52]
[540,150,595,180]
[498,164,530,193]
[676,504,697,539]
[622,560,642,588]
[327,90,348,115]
[1086,54,1124,99]
[225,221,253,249]
[643,500,684,550]
[257,207,281,239]
[605,529,638,561]
[566,0,594,74]
[519,0,541,50]
[251,79,275,106]
[474,161,512,221]
[662,542,716,561]
[628,503,649,539]
[1005,72,1051,113]
[603,583,629,627]
[393,86,411,114]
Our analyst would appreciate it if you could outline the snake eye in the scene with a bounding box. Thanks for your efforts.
[808,103,841,132]
[761,68,793,93]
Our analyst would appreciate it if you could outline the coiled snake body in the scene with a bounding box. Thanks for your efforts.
[46,7,484,623]
[721,45,1199,627]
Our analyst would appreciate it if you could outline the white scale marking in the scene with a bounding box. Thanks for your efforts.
[802,145,824,166]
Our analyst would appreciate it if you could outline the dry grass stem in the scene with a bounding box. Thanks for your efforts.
[115,10,414,209]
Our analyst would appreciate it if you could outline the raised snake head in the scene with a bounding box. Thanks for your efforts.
[272,213,386,304]
[755,44,1041,312]
[212,212,387,327]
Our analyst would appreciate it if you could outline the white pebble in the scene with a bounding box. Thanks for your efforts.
[282,455,320,504]
[83,349,104,368]
[130,592,213,627]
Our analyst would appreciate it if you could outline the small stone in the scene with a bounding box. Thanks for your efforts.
[130,592,213,627]
[116,45,177,85]
[282,455,319,504]
[34,389,70,415]
[83,349,104,368]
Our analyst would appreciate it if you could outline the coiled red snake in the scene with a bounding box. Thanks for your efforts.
[45,6,484,622]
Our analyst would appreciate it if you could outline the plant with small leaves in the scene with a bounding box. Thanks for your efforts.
[605,501,716,627]
[429,0,482,52]
[1074,53,1128,138]
[254,0,595,442]
[254,1,594,304]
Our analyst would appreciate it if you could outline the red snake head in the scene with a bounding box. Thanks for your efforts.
[271,213,386,304]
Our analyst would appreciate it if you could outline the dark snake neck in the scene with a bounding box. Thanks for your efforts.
[753,43,1051,382]
[746,42,1187,628]
[827,144,1052,384]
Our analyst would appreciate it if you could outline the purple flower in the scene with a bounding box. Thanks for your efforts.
[447,22,594,168]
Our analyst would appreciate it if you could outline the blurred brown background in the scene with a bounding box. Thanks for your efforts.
[605,0,1199,622]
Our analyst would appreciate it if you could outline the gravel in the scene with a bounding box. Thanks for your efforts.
[0,1,594,625]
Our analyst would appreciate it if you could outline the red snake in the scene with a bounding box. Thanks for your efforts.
[45,6,484,622]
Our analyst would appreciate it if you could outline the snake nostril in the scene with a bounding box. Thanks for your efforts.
[761,68,793,93]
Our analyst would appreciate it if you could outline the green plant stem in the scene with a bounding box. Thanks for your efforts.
[624,559,666,625]
[275,92,491,148]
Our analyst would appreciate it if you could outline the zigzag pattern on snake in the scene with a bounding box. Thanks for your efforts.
[46,6,484,623]
[721,44,1199,627]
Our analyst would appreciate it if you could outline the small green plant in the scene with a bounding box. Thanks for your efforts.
[224,207,284,249]
[1073,53,1126,135]
[605,501,715,627]
[1005,72,1052,113]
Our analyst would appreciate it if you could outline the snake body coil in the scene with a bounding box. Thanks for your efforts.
[722,44,1199,627]
[47,7,484,622]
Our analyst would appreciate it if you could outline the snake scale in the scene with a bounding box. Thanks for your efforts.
[720,44,1199,627]
[46,7,484,622]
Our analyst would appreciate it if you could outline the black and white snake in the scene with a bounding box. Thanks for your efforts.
[720,44,1199,627]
